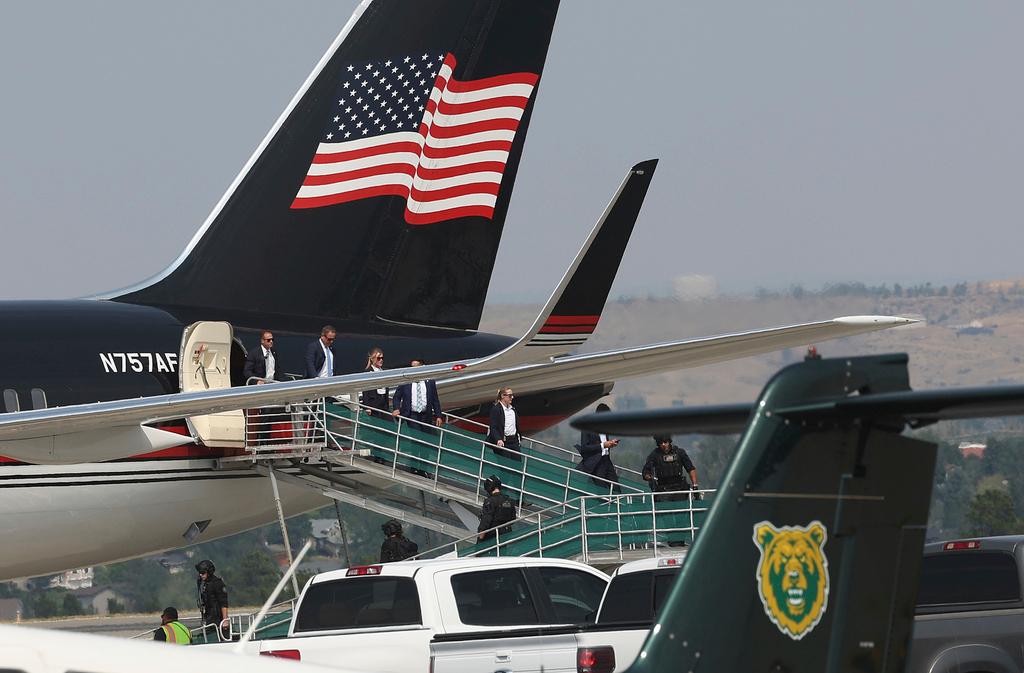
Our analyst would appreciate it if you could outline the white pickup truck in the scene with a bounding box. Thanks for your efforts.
[207,557,609,671]
[429,554,687,673]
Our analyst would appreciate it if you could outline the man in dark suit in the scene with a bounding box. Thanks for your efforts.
[305,325,338,379]
[487,387,522,461]
[391,358,443,432]
[576,403,620,491]
[243,331,284,383]
[242,330,285,444]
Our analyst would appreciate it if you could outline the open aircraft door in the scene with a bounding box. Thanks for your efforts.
[180,321,244,448]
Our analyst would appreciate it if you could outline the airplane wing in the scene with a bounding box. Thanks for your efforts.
[0,314,913,463]
[435,315,915,408]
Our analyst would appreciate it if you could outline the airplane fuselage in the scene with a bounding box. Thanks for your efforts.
[0,299,514,410]
[0,299,607,579]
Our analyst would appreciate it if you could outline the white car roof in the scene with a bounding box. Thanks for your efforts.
[609,553,688,578]
[0,624,359,673]
[310,556,609,584]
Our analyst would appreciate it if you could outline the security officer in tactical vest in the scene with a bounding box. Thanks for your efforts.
[477,475,517,541]
[195,559,229,640]
[379,519,419,562]
[642,435,699,501]
[153,606,192,644]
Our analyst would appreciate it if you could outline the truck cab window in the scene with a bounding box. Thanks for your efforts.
[917,551,1021,607]
[451,569,538,626]
[536,567,606,623]
[294,577,421,632]
[597,571,652,623]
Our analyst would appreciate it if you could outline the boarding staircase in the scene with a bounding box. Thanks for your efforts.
[219,399,714,562]
[206,403,714,643]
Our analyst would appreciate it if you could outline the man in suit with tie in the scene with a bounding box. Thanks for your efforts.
[242,330,285,444]
[304,325,338,379]
[391,358,443,432]
[576,402,620,492]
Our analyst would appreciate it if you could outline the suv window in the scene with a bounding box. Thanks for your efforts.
[537,567,607,623]
[294,577,421,632]
[917,551,1021,606]
[452,568,539,626]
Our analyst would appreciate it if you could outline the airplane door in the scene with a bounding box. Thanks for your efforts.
[180,321,244,448]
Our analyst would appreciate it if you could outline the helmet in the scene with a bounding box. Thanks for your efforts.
[483,475,502,493]
[195,559,215,574]
[381,519,402,537]
[653,434,672,446]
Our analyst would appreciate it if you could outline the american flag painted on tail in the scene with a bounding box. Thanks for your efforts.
[291,51,538,224]
[526,315,600,348]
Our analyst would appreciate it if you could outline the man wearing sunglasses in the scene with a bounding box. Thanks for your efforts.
[487,387,522,461]
[243,330,286,444]
[243,331,284,384]
[304,325,339,379]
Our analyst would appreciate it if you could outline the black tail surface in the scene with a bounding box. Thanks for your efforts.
[629,354,937,673]
[113,0,560,330]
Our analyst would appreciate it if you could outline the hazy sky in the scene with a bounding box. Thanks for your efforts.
[0,1,1021,302]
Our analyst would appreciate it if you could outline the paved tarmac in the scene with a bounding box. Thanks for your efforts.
[12,610,203,639]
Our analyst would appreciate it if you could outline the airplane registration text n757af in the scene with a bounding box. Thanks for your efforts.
[99,352,178,373]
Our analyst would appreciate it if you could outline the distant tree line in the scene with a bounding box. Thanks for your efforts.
[755,280,1024,301]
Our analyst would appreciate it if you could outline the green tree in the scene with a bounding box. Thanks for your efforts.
[224,550,284,606]
[62,592,85,616]
[966,489,1022,536]
[25,589,62,618]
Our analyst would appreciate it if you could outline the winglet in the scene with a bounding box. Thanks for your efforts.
[479,159,658,369]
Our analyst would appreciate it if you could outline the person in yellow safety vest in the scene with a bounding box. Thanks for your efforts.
[153,606,192,645]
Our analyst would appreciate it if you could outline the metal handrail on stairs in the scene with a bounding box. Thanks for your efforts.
[321,400,647,515]
[413,488,715,565]
[440,409,647,482]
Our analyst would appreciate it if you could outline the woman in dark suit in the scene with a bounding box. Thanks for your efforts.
[360,347,390,416]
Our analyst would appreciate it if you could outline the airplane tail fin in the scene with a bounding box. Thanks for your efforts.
[629,353,937,673]
[109,0,560,331]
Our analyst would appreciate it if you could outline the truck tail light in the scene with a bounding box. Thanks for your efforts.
[346,565,383,576]
[578,646,615,673]
[261,649,301,660]
[943,540,982,551]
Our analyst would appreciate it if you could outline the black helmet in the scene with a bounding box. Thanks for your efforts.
[195,559,215,574]
[382,519,402,537]
[653,434,672,445]
[483,475,502,493]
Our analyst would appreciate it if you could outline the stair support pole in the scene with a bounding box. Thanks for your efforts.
[268,465,301,599]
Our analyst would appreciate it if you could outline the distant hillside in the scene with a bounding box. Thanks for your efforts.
[480,279,1024,410]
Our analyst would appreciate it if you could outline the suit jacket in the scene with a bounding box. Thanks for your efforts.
[243,346,283,383]
[392,379,442,419]
[488,403,518,444]
[361,366,389,412]
[576,430,619,484]
[304,339,338,379]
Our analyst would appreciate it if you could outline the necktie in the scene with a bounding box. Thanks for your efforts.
[325,347,333,377]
